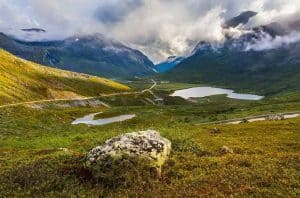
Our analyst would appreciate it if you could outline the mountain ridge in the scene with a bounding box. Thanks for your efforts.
[0,48,129,105]
[161,14,300,95]
[0,33,155,79]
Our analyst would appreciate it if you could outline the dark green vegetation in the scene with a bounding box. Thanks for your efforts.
[0,33,154,78]
[161,15,300,96]
[0,49,129,105]
[162,47,300,96]
[0,82,299,197]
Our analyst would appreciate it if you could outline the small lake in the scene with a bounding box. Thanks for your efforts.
[171,87,264,100]
[72,112,136,126]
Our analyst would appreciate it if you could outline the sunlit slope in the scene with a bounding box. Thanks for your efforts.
[0,49,129,105]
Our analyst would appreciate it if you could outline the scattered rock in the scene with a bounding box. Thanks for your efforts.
[219,146,234,155]
[58,147,69,152]
[210,127,221,134]
[266,114,285,121]
[86,130,171,177]
[241,118,249,123]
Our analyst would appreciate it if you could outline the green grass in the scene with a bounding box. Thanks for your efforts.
[0,89,299,197]
[0,49,129,105]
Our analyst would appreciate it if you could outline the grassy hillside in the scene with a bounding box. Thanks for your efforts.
[0,91,299,196]
[0,49,129,105]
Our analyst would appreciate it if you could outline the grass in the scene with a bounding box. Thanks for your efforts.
[0,87,299,197]
[0,49,129,105]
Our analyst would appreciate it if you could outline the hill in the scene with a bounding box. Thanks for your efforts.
[161,18,300,95]
[0,49,129,105]
[0,33,155,79]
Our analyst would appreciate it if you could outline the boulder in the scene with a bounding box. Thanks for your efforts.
[266,114,284,121]
[86,130,171,177]
[210,127,221,134]
[219,146,234,155]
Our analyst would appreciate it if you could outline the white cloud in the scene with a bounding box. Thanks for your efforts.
[245,31,300,51]
[0,0,300,62]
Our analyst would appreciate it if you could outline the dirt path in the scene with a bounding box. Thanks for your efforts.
[100,79,158,97]
[0,79,158,109]
[196,111,300,125]
[0,97,110,109]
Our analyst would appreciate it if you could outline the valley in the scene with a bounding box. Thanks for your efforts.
[0,77,299,196]
[0,3,300,197]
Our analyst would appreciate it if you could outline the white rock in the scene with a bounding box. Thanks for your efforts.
[86,130,171,169]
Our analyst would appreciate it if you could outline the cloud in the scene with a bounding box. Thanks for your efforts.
[245,31,300,51]
[0,0,300,62]
[95,0,143,25]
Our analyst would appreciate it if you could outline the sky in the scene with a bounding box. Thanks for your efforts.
[0,0,300,62]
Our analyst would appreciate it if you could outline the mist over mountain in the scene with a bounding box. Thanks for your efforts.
[1,0,300,62]
[0,32,154,79]
[161,12,300,94]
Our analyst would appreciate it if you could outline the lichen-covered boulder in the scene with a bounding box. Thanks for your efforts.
[86,130,171,177]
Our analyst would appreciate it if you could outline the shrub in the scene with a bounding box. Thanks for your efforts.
[172,139,207,156]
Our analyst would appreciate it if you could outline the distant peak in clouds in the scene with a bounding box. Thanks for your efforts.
[1,0,300,62]
[21,28,46,33]
[224,11,257,28]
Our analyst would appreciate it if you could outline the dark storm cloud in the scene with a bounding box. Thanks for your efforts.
[95,0,144,24]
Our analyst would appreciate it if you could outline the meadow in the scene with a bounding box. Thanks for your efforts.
[0,84,299,197]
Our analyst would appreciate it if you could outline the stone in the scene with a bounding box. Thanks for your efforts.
[219,146,234,154]
[86,130,171,177]
[210,127,221,134]
[266,114,284,121]
[241,118,249,123]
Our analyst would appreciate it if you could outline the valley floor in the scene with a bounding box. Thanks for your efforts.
[0,82,299,197]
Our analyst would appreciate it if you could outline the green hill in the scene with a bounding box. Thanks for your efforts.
[0,49,129,105]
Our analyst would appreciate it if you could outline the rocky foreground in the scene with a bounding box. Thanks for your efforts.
[86,130,171,177]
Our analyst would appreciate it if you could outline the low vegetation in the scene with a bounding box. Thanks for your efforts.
[0,49,129,105]
[0,85,299,196]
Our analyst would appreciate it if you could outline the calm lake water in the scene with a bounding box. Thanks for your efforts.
[171,87,264,100]
[72,113,136,126]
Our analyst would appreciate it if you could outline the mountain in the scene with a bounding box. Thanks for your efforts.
[162,15,300,95]
[155,56,185,73]
[0,49,129,105]
[21,28,46,33]
[0,33,155,79]
[223,11,257,28]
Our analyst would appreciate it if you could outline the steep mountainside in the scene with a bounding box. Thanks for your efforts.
[162,14,300,95]
[0,33,154,79]
[155,56,185,73]
[0,49,129,105]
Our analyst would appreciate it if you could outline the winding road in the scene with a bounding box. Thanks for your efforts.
[0,79,158,109]
[196,111,300,125]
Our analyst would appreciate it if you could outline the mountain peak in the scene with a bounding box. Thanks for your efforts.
[21,28,46,33]
[224,11,257,28]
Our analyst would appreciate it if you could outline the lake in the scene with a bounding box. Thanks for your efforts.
[170,87,264,100]
[72,112,136,126]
